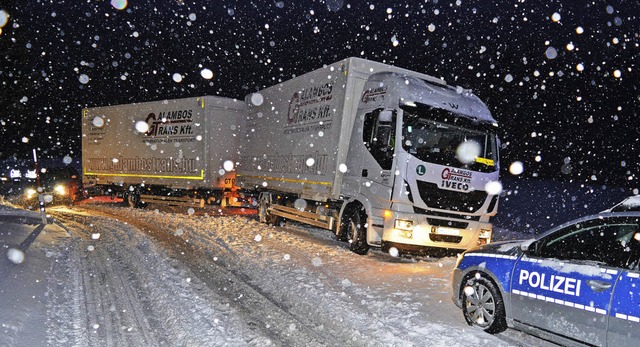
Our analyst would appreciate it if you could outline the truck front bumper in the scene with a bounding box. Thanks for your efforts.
[381,213,492,252]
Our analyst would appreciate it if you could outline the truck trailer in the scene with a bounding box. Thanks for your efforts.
[237,57,500,255]
[82,96,246,207]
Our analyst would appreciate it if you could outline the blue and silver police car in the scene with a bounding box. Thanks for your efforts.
[452,197,640,346]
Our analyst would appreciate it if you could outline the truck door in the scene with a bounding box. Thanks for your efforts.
[360,108,397,208]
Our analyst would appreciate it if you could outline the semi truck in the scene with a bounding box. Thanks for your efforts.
[81,96,246,207]
[236,57,500,255]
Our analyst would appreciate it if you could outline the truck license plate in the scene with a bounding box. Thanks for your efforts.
[435,227,460,236]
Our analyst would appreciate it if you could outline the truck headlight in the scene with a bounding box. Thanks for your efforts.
[54,184,67,195]
[394,219,413,230]
[478,228,492,245]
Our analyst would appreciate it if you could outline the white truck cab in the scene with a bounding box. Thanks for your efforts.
[351,73,499,253]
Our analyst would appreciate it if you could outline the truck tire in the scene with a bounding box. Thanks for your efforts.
[120,191,130,207]
[341,206,369,255]
[207,194,222,205]
[124,188,141,208]
[258,194,280,226]
[461,274,507,334]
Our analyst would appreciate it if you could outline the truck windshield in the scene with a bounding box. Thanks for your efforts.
[401,107,498,173]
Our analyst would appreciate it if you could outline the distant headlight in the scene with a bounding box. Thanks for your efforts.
[54,184,67,195]
[25,170,37,179]
[25,188,37,199]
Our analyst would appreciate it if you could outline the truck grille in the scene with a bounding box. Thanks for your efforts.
[426,218,469,229]
[416,181,488,213]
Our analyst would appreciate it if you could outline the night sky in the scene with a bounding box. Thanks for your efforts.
[1,0,638,188]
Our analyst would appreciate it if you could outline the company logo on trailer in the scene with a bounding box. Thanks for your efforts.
[287,82,335,126]
[144,109,194,137]
[440,167,472,191]
[361,85,388,104]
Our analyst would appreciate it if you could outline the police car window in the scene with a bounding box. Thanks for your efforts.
[539,220,640,269]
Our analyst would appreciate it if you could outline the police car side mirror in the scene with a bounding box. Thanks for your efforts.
[520,239,537,254]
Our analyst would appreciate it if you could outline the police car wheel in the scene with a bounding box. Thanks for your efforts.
[461,276,507,334]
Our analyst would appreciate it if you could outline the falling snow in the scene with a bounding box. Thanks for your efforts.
[0,1,638,343]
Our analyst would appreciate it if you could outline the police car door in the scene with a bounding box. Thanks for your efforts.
[510,217,634,345]
[607,227,640,346]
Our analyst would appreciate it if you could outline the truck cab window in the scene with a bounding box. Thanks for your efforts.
[363,109,396,170]
[401,105,498,173]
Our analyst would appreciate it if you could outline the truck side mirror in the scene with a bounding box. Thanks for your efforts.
[375,110,395,148]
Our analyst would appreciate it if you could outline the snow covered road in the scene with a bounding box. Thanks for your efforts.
[2,203,553,346]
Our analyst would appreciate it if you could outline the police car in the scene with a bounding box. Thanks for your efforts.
[452,196,640,346]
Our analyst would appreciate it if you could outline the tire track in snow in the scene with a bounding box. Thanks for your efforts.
[48,208,278,346]
[99,208,397,346]
[49,204,556,347]
[51,213,160,347]
[69,207,344,346]
[45,223,92,346]
[117,216,337,346]
[84,235,158,346]
[81,206,457,346]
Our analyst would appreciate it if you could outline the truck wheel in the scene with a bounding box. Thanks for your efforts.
[207,195,222,205]
[341,206,369,255]
[258,195,280,225]
[461,275,507,334]
[125,189,141,208]
[121,192,130,207]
